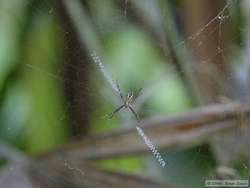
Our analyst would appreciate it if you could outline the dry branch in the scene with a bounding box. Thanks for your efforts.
[31,158,172,188]
[47,100,250,160]
[0,142,173,188]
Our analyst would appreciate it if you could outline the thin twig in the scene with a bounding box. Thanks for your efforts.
[44,100,250,159]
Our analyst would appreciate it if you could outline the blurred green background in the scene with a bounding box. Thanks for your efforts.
[0,0,249,188]
[0,0,191,154]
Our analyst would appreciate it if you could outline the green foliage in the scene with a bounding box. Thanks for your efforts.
[96,156,144,173]
[21,13,67,154]
[0,1,68,154]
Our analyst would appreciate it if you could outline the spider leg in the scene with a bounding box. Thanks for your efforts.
[107,104,125,119]
[116,82,124,101]
[137,88,143,96]
[128,105,140,122]
[133,88,143,103]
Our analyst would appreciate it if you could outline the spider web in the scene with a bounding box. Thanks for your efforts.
[13,0,250,187]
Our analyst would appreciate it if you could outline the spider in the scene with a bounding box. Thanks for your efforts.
[107,83,142,122]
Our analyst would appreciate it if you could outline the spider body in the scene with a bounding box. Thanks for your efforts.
[124,91,134,107]
[107,84,141,122]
